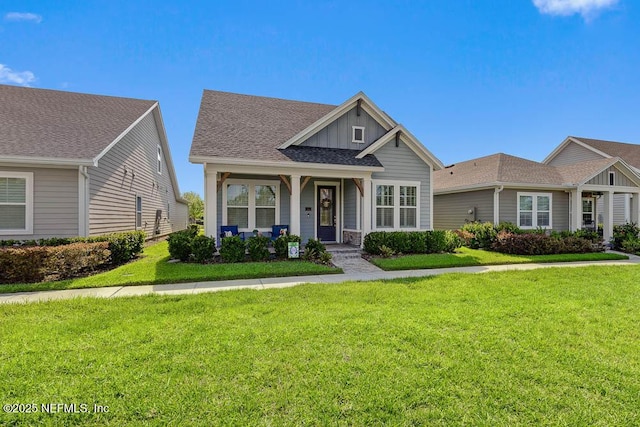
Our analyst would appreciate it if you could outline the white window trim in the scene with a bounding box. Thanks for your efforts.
[222,179,280,232]
[0,171,34,235]
[157,145,163,175]
[609,171,615,186]
[352,126,365,144]
[517,192,552,229]
[372,180,420,231]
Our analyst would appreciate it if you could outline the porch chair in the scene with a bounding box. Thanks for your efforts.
[220,225,245,241]
[269,224,289,241]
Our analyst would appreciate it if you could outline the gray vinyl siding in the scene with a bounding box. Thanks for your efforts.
[299,106,387,150]
[547,142,604,166]
[596,195,629,225]
[344,178,357,229]
[0,166,78,240]
[499,189,569,231]
[88,111,185,238]
[587,166,634,187]
[371,140,432,229]
[433,190,494,230]
[215,174,290,237]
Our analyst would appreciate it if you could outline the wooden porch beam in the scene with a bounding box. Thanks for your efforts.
[216,172,231,192]
[352,178,364,197]
[279,175,292,195]
[300,176,312,192]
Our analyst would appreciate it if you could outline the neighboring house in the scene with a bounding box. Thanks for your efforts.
[0,84,188,240]
[433,151,640,242]
[189,90,443,245]
[544,136,640,226]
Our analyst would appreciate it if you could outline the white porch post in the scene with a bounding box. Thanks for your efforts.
[362,177,372,246]
[571,188,581,231]
[603,190,614,243]
[631,193,640,224]
[290,175,301,236]
[204,166,217,240]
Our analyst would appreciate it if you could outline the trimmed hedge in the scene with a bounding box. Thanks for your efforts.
[611,223,640,251]
[492,231,600,255]
[0,242,111,284]
[0,230,145,266]
[363,231,462,255]
[167,230,194,261]
[191,235,216,263]
[247,235,270,262]
[219,236,246,263]
[273,234,302,259]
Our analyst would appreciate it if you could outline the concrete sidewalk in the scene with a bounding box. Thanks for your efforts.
[1,252,638,305]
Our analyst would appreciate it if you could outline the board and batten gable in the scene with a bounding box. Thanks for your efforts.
[0,165,78,240]
[546,141,604,166]
[299,106,387,150]
[586,165,635,187]
[89,111,186,238]
[433,189,494,230]
[371,139,433,229]
[498,189,569,231]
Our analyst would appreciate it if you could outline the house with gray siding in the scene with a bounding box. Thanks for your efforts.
[434,149,640,243]
[0,84,188,240]
[189,90,443,245]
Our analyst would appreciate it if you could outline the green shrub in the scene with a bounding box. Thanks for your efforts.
[406,232,427,253]
[303,238,327,261]
[492,231,599,255]
[319,251,333,265]
[191,235,216,263]
[612,223,640,250]
[247,235,270,262]
[496,222,521,234]
[219,236,246,263]
[460,222,498,249]
[0,239,21,247]
[0,246,48,283]
[363,232,389,255]
[38,237,73,246]
[44,242,111,281]
[77,231,145,265]
[379,245,395,258]
[364,231,462,255]
[621,238,640,255]
[167,230,193,262]
[273,234,302,258]
[186,224,200,238]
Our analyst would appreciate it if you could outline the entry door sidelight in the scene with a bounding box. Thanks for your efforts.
[317,186,336,242]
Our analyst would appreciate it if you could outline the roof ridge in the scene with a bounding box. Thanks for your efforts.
[202,88,337,108]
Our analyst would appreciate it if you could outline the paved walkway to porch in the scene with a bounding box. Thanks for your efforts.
[1,251,638,305]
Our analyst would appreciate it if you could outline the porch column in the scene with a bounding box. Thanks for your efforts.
[362,177,372,244]
[290,175,301,236]
[631,193,640,224]
[603,190,614,243]
[570,188,581,231]
[204,166,217,240]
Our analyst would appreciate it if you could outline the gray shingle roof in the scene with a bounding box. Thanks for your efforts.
[0,84,156,161]
[280,146,382,167]
[190,90,337,163]
[435,153,621,191]
[572,136,640,169]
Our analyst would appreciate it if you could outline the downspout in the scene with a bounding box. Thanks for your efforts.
[78,166,90,236]
[493,185,504,226]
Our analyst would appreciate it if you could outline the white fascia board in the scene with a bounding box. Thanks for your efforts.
[92,102,158,165]
[277,91,396,149]
[0,156,94,167]
[201,160,378,179]
[435,182,570,195]
[543,136,611,164]
[356,124,445,170]
[151,106,187,203]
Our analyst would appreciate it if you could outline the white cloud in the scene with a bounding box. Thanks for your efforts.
[0,64,36,86]
[4,12,42,23]
[533,0,618,19]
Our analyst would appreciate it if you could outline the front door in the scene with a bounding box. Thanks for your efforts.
[317,186,336,242]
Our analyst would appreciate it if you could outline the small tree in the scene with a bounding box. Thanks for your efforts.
[182,191,204,223]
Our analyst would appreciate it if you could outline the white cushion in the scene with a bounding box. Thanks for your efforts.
[224,230,233,237]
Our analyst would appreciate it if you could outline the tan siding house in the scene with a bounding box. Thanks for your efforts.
[0,84,187,241]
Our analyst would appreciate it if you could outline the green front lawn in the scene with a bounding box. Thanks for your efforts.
[370,247,629,270]
[0,241,340,294]
[1,265,639,425]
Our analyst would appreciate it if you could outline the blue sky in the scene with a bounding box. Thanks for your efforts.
[1,0,638,196]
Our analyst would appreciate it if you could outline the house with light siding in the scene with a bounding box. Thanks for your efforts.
[189,90,443,245]
[434,139,640,242]
[0,84,188,240]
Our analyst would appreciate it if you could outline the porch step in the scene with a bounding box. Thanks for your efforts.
[324,245,363,260]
